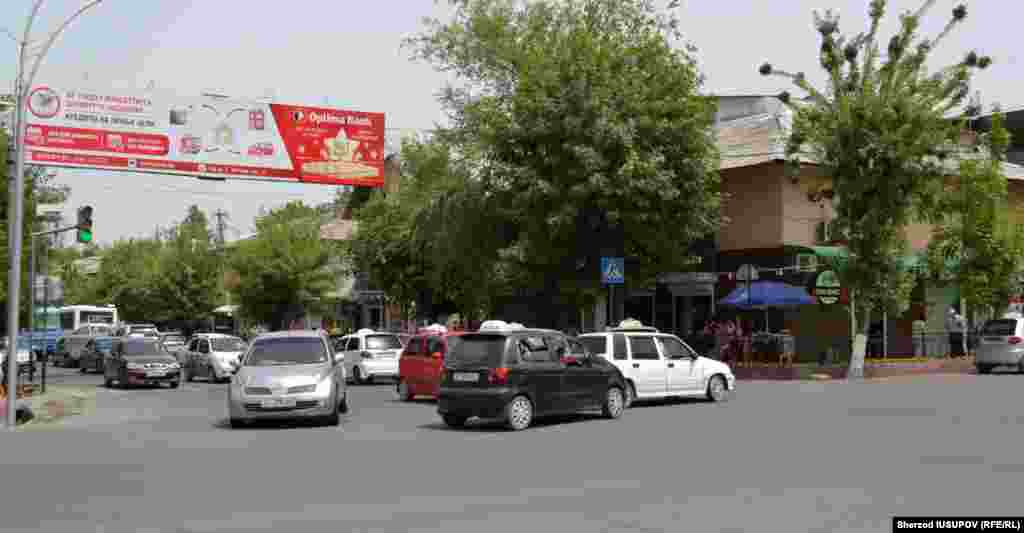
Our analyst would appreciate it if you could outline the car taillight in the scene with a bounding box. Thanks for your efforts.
[360,351,372,359]
[488,367,510,385]
[1009,337,1022,345]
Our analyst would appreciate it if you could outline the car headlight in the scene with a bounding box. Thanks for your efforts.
[167,362,181,370]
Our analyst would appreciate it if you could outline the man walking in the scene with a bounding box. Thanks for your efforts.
[946,307,966,358]
[912,313,927,358]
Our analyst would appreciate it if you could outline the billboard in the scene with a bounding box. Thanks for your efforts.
[20,84,386,187]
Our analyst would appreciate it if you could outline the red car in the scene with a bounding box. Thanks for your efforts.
[396,330,464,401]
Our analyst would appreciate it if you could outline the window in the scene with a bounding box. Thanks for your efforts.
[365,334,402,350]
[579,336,607,357]
[659,337,693,359]
[426,337,444,357]
[981,320,1018,336]
[81,311,115,325]
[244,337,328,366]
[567,338,588,357]
[334,337,349,352]
[60,311,75,330]
[612,333,628,360]
[211,337,246,352]
[121,342,165,357]
[347,337,361,351]
[516,335,555,363]
[198,340,211,353]
[629,336,660,360]
[447,335,508,367]
[187,339,198,352]
[546,335,569,359]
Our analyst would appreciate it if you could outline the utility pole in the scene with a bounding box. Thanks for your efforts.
[5,0,105,430]
[214,209,228,247]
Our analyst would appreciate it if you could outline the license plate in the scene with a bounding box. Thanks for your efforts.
[984,337,1002,342]
[453,372,478,383]
[261,398,296,408]
[145,370,165,377]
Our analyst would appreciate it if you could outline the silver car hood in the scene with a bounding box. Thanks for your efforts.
[238,365,330,387]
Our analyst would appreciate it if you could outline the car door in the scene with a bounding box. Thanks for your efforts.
[627,335,668,398]
[514,334,564,414]
[659,336,701,394]
[81,339,96,371]
[68,326,91,360]
[400,336,423,391]
[560,337,606,408]
[342,337,359,378]
[196,339,213,377]
[104,341,122,381]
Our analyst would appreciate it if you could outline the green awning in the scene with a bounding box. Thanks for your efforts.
[806,245,850,260]
[791,245,955,273]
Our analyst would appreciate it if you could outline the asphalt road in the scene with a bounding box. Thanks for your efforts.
[2,367,1024,532]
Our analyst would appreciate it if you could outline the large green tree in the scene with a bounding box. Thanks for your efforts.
[152,205,222,324]
[230,201,336,330]
[762,0,1005,376]
[92,238,164,322]
[405,0,721,327]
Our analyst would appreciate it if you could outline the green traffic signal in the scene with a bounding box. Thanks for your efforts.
[77,228,93,243]
[76,205,94,244]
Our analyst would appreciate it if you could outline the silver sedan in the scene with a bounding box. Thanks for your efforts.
[228,331,348,428]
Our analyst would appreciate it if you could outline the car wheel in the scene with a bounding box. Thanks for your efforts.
[186,366,194,382]
[104,377,113,388]
[339,396,349,414]
[323,399,341,426]
[396,381,413,402]
[208,366,217,383]
[602,386,625,419]
[442,413,467,428]
[169,381,179,389]
[505,395,534,431]
[79,365,88,374]
[623,381,636,409]
[977,364,992,375]
[230,418,246,429]
[352,367,365,385]
[706,375,728,402]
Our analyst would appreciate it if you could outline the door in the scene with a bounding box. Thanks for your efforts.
[343,337,359,378]
[400,336,425,392]
[513,335,564,414]
[659,336,701,394]
[561,337,606,408]
[104,341,122,382]
[627,336,668,398]
[425,336,446,397]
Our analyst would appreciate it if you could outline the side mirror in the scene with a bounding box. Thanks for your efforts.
[430,351,443,360]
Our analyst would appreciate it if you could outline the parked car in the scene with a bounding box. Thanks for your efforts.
[183,334,246,383]
[0,336,36,380]
[160,334,188,358]
[334,329,403,384]
[578,319,735,407]
[397,327,465,401]
[103,338,182,389]
[114,323,159,339]
[78,335,115,374]
[227,330,348,428]
[56,323,114,367]
[975,313,1024,374]
[437,320,628,431]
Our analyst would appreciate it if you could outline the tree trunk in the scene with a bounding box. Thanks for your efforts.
[848,302,870,379]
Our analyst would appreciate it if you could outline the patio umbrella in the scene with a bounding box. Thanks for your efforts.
[718,281,815,331]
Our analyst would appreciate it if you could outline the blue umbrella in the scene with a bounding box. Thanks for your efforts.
[718,281,815,310]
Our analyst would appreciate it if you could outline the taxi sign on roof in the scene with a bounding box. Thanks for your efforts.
[479,320,526,332]
[356,328,375,335]
[610,318,659,332]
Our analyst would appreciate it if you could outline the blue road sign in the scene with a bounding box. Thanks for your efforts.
[601,257,624,285]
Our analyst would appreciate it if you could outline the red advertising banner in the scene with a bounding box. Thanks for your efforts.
[21,84,386,186]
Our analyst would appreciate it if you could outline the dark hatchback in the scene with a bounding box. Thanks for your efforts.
[103,338,182,389]
[437,328,628,430]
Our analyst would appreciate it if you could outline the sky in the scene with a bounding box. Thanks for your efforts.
[1,0,1020,245]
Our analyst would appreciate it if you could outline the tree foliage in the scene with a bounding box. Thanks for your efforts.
[762,0,1003,373]
[394,0,721,326]
[151,205,222,323]
[229,201,337,329]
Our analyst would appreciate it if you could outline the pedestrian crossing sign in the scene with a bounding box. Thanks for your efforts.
[601,257,624,285]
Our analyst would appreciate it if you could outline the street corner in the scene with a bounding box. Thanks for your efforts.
[17,385,98,430]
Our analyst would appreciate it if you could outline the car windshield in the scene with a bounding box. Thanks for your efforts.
[245,337,327,366]
[981,319,1018,336]
[94,337,114,352]
[122,342,166,357]
[365,334,402,350]
[211,338,246,352]
[446,334,508,367]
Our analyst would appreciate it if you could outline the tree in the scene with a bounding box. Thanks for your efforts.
[152,205,222,325]
[761,0,1003,377]
[229,201,336,330]
[92,238,165,322]
[926,113,1022,318]
[406,0,721,328]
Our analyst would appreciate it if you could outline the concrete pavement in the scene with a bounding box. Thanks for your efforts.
[2,368,1023,532]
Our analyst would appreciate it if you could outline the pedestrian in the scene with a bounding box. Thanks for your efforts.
[912,313,927,359]
[946,307,966,358]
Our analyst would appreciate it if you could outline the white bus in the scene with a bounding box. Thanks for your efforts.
[58,305,119,333]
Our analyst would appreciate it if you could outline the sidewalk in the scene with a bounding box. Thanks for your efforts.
[733,357,977,381]
[16,384,98,430]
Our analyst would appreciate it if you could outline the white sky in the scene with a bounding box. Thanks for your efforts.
[2,0,1020,244]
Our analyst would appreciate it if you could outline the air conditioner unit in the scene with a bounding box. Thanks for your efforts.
[796,253,818,273]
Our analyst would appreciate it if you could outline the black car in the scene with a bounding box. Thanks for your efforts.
[437,328,628,430]
[103,338,182,389]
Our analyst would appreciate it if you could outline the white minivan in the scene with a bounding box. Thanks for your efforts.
[976,313,1024,374]
[579,319,735,407]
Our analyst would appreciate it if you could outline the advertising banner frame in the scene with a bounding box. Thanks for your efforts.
[20,83,386,187]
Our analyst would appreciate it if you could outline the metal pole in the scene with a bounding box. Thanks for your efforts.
[6,0,104,429]
[28,233,36,364]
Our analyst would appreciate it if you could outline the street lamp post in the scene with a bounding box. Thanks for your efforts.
[6,0,104,430]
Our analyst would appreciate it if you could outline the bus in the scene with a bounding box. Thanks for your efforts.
[58,305,119,333]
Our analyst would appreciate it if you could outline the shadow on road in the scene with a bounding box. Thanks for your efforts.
[211,417,344,431]
[417,412,610,433]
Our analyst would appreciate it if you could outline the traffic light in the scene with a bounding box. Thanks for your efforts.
[76,205,93,244]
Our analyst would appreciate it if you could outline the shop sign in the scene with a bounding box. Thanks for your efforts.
[658,272,716,284]
[814,270,841,304]
[22,83,386,186]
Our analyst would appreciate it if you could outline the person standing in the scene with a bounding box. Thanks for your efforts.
[946,307,966,358]
[912,313,927,359]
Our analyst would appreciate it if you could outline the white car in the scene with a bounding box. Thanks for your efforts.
[334,329,403,384]
[0,337,35,377]
[184,334,247,383]
[578,319,735,407]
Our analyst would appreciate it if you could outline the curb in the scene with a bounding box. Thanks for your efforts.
[18,385,97,430]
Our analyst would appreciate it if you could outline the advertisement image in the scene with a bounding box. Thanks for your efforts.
[21,84,386,187]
